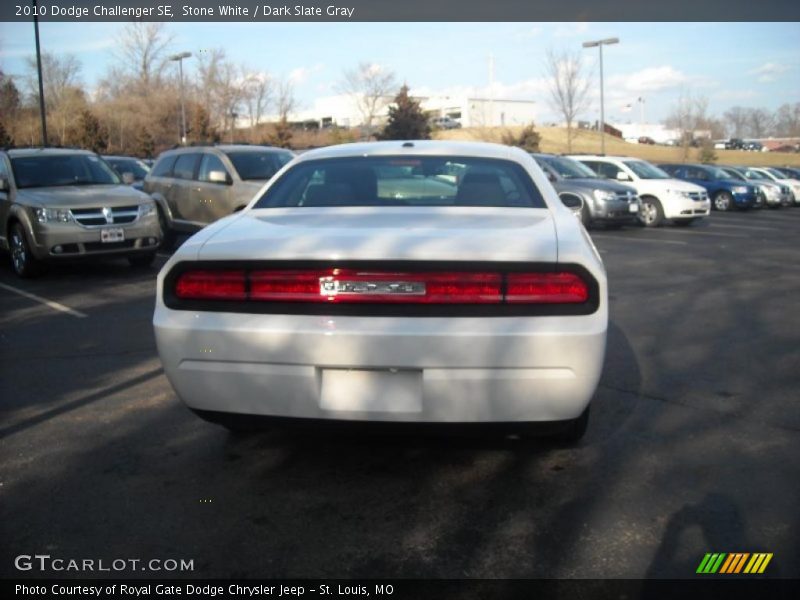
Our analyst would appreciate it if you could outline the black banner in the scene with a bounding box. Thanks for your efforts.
[1,0,799,22]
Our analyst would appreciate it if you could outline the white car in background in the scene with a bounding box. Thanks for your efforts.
[748,167,800,206]
[153,141,608,442]
[570,155,710,227]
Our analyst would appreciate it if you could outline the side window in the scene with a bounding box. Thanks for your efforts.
[592,162,621,179]
[198,154,229,182]
[0,156,10,181]
[173,154,200,180]
[151,155,177,177]
[686,167,706,180]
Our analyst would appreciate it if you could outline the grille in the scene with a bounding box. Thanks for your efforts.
[687,191,706,202]
[614,191,637,203]
[70,205,139,227]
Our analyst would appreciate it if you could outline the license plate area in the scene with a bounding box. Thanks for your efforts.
[628,203,639,213]
[320,369,423,413]
[101,228,125,243]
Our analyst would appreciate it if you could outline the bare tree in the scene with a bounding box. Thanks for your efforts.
[275,77,297,121]
[544,49,591,153]
[338,62,396,130]
[241,69,273,129]
[24,52,81,110]
[723,106,748,138]
[747,108,773,138]
[115,22,174,93]
[665,90,711,159]
[773,102,800,137]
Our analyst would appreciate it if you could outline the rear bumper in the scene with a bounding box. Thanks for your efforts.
[154,311,607,423]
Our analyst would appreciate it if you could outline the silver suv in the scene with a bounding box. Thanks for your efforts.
[0,148,161,278]
[144,145,294,247]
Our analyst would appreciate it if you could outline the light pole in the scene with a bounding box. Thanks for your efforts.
[582,37,619,155]
[169,51,192,144]
[33,0,48,145]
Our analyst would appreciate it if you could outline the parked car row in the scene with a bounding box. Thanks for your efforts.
[3,143,800,279]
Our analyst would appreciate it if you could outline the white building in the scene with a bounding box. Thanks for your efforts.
[271,93,537,129]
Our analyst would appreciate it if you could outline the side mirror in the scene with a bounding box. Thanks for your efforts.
[208,170,230,184]
[121,172,135,185]
[616,171,631,181]
[559,193,583,213]
[0,176,9,192]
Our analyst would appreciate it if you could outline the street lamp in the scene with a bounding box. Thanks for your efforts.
[169,51,192,144]
[582,37,619,155]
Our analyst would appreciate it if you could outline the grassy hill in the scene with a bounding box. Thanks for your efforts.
[435,126,800,168]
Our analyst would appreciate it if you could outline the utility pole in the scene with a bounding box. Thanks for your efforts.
[582,37,619,154]
[33,0,48,146]
[169,52,192,144]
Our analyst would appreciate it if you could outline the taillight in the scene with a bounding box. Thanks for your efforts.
[506,272,588,304]
[174,270,246,300]
[172,268,590,306]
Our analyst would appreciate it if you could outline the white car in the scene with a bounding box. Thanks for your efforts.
[154,141,608,441]
[748,167,800,206]
[570,155,710,227]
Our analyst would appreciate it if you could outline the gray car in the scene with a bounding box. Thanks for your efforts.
[531,153,640,228]
[0,148,161,278]
[144,145,295,247]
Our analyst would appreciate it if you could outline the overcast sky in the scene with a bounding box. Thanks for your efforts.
[1,21,798,124]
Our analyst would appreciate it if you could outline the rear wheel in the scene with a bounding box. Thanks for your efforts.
[713,191,733,212]
[638,197,664,227]
[9,223,41,278]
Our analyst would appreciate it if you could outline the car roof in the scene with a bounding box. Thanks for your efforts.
[103,155,146,161]
[568,155,647,162]
[294,140,527,163]
[7,147,95,158]
[162,144,292,156]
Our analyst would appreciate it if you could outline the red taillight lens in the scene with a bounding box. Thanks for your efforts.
[506,272,589,304]
[174,270,246,300]
[172,268,590,306]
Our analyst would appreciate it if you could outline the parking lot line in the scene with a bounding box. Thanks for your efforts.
[592,234,688,245]
[0,282,88,319]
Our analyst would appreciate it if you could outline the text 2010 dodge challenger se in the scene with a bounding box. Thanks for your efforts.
[154,141,607,441]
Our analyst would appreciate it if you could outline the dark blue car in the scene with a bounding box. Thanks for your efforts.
[657,163,758,211]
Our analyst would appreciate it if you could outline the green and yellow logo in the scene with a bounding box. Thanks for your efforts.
[696,552,773,574]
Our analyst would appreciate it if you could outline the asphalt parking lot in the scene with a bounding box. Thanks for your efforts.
[1,209,799,579]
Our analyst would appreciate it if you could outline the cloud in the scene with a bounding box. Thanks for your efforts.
[749,62,791,83]
[609,66,690,93]
[288,63,324,85]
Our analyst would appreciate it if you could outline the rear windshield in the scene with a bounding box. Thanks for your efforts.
[11,154,120,189]
[225,151,294,181]
[254,156,545,209]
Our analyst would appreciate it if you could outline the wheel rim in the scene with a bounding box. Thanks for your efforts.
[641,202,656,224]
[715,194,731,211]
[10,230,26,273]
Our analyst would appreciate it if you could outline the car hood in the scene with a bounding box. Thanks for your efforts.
[553,178,637,195]
[196,207,558,263]
[661,179,707,192]
[16,185,150,208]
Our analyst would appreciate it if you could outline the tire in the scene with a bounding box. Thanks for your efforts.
[9,222,42,278]
[638,197,664,227]
[157,205,176,251]
[713,191,733,212]
[673,218,696,227]
[553,405,590,444]
[128,252,157,268]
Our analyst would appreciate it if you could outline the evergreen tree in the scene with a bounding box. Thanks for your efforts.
[379,85,430,140]
[0,120,13,147]
[266,117,293,148]
[134,128,155,158]
[76,109,109,153]
[188,104,219,144]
